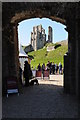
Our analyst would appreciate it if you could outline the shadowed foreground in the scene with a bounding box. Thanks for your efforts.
[2,77,78,118]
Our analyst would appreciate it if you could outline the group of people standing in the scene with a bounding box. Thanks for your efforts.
[37,61,63,75]
[19,60,63,86]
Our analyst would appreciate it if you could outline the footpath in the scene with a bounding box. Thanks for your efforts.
[2,75,78,118]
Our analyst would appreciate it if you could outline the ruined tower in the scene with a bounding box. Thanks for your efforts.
[31,24,46,51]
[48,26,53,43]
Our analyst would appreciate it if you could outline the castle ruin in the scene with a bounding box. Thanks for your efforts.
[31,24,46,51]
[30,25,53,51]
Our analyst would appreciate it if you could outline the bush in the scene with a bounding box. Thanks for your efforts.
[54,43,61,49]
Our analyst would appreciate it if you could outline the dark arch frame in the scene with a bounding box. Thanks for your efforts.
[2,2,80,98]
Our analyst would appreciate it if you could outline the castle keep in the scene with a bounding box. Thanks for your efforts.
[31,24,46,51]
[25,25,53,53]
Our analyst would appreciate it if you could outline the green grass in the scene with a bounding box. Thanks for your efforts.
[28,43,68,68]
[45,42,54,47]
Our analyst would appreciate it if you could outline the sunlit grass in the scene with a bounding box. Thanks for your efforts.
[28,43,68,68]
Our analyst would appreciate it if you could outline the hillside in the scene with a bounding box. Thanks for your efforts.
[28,40,68,68]
[56,40,68,46]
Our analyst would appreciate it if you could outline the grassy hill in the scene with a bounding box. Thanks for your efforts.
[28,41,68,68]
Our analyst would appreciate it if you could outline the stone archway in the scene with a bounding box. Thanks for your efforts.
[2,2,80,98]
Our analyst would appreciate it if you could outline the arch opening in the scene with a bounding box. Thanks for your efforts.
[18,18,68,87]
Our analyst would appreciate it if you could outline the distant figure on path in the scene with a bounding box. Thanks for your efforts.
[55,64,58,74]
[24,61,32,86]
[37,63,41,71]
[47,61,50,70]
[59,62,62,74]
[52,62,55,74]
[42,63,45,78]
[50,62,53,74]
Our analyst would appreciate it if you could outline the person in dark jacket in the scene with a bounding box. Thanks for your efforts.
[52,62,55,74]
[24,61,32,86]
[50,62,53,74]
[55,64,59,74]
[37,63,41,71]
[42,63,45,78]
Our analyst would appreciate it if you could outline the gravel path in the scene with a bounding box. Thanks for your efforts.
[2,76,78,118]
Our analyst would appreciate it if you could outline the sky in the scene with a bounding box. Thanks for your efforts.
[18,18,68,46]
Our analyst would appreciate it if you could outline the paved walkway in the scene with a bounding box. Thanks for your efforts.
[2,75,78,118]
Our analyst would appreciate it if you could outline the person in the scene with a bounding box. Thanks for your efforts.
[55,63,58,74]
[59,62,62,74]
[42,63,45,78]
[52,62,55,74]
[37,63,41,71]
[56,64,59,74]
[60,63,62,74]
[47,61,50,70]
[59,62,61,74]
[50,62,53,74]
[24,61,32,87]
